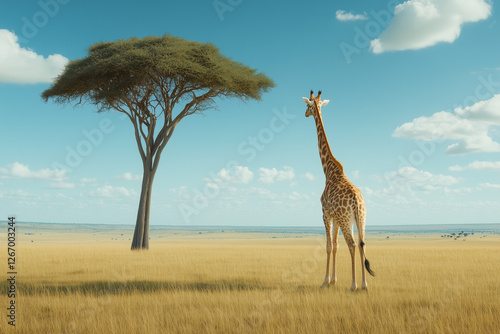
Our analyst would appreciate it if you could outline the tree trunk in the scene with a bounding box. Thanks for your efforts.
[131,161,155,250]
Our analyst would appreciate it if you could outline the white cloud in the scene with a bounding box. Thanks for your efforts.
[336,10,368,21]
[370,0,492,53]
[247,187,278,200]
[0,162,67,181]
[245,187,311,203]
[80,177,97,183]
[366,167,466,205]
[393,94,500,155]
[303,172,315,181]
[386,167,461,189]
[203,166,254,189]
[117,172,142,181]
[454,93,500,123]
[449,161,500,171]
[478,182,500,190]
[288,191,310,201]
[216,166,254,184]
[50,182,75,189]
[169,186,188,194]
[12,189,30,197]
[169,186,190,201]
[372,166,461,196]
[258,166,295,184]
[443,187,472,195]
[0,29,69,84]
[91,185,137,198]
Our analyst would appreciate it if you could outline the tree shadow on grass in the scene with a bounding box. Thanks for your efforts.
[15,280,273,296]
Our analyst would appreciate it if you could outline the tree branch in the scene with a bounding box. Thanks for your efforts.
[120,99,146,163]
[152,126,174,173]
[130,113,147,163]
[146,115,156,162]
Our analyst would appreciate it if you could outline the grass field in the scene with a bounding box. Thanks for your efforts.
[1,231,499,333]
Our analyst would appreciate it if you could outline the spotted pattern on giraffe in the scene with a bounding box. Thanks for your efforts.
[303,90,374,291]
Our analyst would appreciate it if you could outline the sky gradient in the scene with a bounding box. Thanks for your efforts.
[1,0,499,226]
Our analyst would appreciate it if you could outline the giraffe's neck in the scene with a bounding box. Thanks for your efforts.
[313,112,344,179]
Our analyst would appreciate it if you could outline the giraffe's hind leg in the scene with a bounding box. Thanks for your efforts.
[358,235,368,289]
[340,224,357,291]
[356,200,368,289]
[321,214,332,288]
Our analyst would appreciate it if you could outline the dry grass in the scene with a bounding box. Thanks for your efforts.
[1,236,499,333]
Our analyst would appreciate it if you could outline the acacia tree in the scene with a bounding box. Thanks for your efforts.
[42,36,274,250]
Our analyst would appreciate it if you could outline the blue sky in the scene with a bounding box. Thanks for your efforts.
[0,0,499,226]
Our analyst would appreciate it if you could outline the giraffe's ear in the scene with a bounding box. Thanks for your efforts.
[302,97,313,106]
[321,100,330,107]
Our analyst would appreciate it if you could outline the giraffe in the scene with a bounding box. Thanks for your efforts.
[303,90,375,290]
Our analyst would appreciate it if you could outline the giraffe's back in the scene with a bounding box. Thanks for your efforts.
[321,176,365,228]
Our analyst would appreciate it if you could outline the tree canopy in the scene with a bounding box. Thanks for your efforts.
[42,35,274,109]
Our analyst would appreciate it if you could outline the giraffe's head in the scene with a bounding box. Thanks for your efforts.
[302,90,330,118]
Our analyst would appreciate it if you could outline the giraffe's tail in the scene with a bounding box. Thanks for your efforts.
[354,198,375,277]
[360,240,375,276]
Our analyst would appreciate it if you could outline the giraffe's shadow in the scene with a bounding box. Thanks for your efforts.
[295,284,369,293]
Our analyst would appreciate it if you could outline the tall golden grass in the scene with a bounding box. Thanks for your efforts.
[1,236,499,333]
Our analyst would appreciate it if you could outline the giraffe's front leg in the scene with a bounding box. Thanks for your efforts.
[321,235,332,288]
[331,224,340,285]
[321,219,332,288]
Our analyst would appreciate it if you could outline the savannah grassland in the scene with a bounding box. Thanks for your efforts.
[1,228,499,334]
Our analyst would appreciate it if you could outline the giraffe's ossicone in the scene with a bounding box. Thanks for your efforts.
[303,90,375,291]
